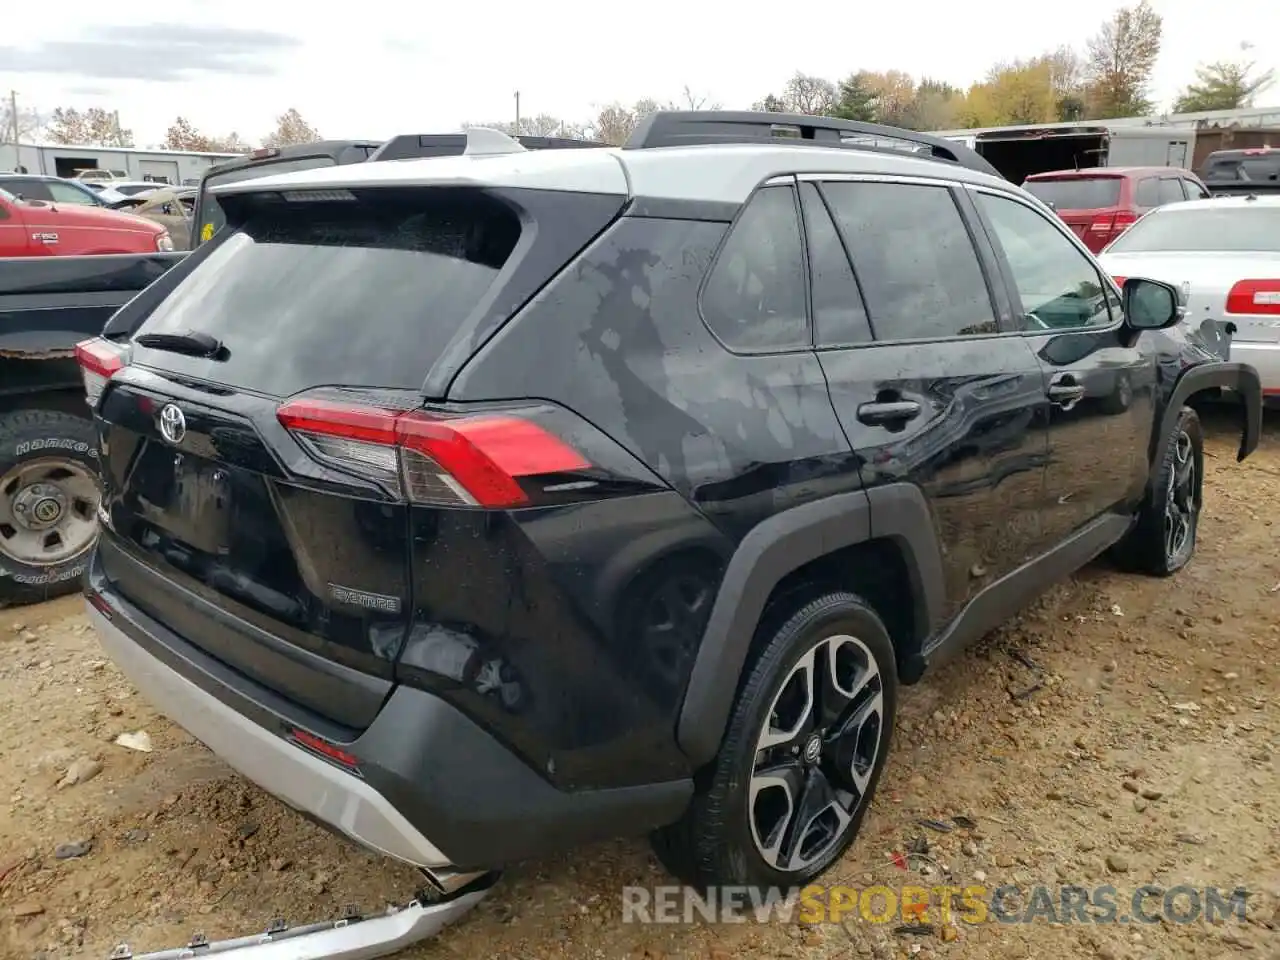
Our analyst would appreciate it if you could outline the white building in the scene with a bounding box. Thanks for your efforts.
[0,142,241,185]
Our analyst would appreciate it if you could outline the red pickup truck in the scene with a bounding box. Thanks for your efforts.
[0,186,173,257]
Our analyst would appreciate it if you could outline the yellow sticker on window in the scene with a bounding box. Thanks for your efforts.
[200,222,214,243]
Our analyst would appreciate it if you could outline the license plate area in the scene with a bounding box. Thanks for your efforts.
[131,445,233,556]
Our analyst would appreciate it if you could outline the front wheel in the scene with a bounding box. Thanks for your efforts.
[1113,406,1203,576]
[0,410,101,607]
[652,592,897,889]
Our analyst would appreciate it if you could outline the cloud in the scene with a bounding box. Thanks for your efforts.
[0,23,299,81]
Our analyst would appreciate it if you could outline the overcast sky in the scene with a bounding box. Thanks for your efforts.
[3,1,1277,146]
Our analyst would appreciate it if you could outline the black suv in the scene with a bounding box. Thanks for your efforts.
[78,113,1262,904]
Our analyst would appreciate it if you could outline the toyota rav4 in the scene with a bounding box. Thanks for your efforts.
[77,113,1262,912]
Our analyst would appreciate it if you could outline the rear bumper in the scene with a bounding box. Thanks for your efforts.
[1230,342,1280,402]
[87,602,454,870]
[84,552,691,872]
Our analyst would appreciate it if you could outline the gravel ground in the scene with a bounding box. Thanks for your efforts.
[1,408,1277,960]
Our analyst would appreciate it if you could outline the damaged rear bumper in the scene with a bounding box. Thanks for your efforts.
[107,876,494,960]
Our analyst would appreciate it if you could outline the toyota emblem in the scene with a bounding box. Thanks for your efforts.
[158,403,187,445]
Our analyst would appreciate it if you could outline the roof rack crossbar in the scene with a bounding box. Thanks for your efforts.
[624,111,1002,179]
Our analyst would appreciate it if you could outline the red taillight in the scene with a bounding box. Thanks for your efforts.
[74,337,128,406]
[289,728,359,769]
[276,397,591,508]
[1225,279,1280,316]
[1089,210,1137,239]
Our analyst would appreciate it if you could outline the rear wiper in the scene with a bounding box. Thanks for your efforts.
[134,330,225,359]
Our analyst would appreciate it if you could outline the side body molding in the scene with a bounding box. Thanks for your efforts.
[676,482,945,766]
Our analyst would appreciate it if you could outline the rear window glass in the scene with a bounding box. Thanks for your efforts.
[198,156,338,242]
[1106,207,1280,253]
[1023,178,1122,210]
[133,188,520,397]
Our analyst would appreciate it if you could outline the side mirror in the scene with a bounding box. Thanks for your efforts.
[1123,277,1181,330]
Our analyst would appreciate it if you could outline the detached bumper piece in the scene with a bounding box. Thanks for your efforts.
[106,874,496,960]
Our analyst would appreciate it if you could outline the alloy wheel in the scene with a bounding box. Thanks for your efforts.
[748,634,885,874]
[1164,429,1197,563]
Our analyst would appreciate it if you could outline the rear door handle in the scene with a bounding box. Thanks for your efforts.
[856,400,922,426]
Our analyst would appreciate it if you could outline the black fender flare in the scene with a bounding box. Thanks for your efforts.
[676,482,945,766]
[1152,361,1261,476]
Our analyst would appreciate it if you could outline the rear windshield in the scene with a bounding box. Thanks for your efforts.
[1106,207,1280,253]
[197,156,338,242]
[132,188,520,397]
[1204,156,1280,182]
[1023,177,1122,210]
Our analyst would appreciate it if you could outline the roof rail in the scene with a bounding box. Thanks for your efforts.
[624,111,1003,179]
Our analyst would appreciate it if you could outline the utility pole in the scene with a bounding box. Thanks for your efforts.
[514,91,521,135]
[8,90,19,169]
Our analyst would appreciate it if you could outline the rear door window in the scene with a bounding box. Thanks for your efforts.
[131,187,521,397]
[701,185,809,352]
[798,182,872,347]
[822,181,997,340]
[1157,178,1187,205]
[1135,178,1160,207]
[1022,177,1122,210]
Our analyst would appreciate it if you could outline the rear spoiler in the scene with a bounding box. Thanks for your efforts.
[370,131,608,162]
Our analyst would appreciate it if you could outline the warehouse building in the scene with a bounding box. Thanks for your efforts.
[0,142,241,185]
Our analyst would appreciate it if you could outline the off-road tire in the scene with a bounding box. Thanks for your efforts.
[0,410,100,607]
[651,591,897,890]
[1113,405,1203,577]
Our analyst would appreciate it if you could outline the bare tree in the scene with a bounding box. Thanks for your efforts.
[263,108,321,148]
[164,116,209,151]
[675,85,721,110]
[1,98,43,145]
[1086,0,1163,118]
[782,72,838,115]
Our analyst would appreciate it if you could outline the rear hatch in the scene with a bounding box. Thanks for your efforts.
[89,179,626,730]
[1022,175,1129,250]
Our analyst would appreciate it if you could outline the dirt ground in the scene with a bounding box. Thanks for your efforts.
[2,409,1277,960]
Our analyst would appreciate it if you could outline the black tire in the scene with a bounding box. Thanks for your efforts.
[1101,371,1133,415]
[1113,406,1203,577]
[0,410,101,607]
[652,591,897,890]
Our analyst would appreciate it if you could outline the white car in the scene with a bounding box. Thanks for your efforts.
[82,180,163,205]
[1099,194,1280,401]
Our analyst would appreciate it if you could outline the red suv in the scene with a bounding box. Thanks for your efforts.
[1022,167,1211,253]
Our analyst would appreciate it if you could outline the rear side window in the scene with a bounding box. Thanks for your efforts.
[1184,179,1210,200]
[132,188,520,397]
[1135,178,1159,207]
[1241,157,1280,181]
[1023,177,1122,210]
[822,181,996,340]
[701,185,808,352]
[6,179,53,202]
[1157,178,1186,205]
[798,182,872,347]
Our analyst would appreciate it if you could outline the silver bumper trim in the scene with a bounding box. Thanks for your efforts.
[86,602,452,872]
[107,884,492,960]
